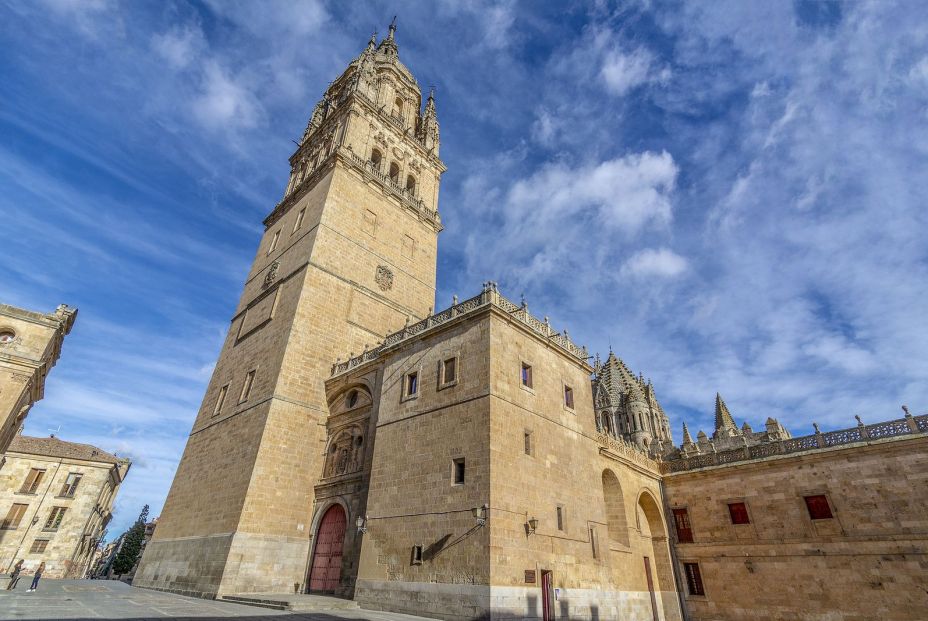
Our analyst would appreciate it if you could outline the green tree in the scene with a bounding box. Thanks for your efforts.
[112,505,149,575]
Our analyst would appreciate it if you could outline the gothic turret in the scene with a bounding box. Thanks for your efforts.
[713,393,741,440]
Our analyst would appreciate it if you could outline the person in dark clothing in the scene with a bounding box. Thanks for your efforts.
[6,559,23,590]
[27,562,45,592]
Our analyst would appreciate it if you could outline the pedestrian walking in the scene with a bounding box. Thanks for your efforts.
[6,559,23,590]
[27,561,45,592]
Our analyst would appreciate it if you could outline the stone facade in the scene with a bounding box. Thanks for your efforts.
[0,434,130,578]
[134,22,928,621]
[661,414,928,621]
[0,303,77,455]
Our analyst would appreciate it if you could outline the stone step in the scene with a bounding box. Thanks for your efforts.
[220,593,360,612]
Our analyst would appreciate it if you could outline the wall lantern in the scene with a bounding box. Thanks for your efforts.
[472,504,488,526]
[527,517,538,535]
[356,515,367,534]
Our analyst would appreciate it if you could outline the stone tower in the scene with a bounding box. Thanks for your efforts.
[134,24,445,597]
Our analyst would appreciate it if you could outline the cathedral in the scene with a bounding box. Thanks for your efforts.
[135,25,928,621]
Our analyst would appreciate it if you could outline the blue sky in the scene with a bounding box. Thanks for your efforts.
[2,0,927,538]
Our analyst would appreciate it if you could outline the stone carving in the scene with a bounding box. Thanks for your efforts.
[323,426,365,478]
[263,261,280,288]
[375,265,394,291]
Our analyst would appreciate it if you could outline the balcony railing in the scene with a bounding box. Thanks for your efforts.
[331,283,590,377]
[662,413,928,473]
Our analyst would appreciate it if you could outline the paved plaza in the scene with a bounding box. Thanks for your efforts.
[0,578,436,621]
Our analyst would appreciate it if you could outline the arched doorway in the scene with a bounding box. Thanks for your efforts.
[637,490,676,621]
[309,504,346,592]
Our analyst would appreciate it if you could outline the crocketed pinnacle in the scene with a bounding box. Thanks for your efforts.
[681,422,694,445]
[714,392,737,431]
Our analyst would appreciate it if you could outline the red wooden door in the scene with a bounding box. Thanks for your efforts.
[309,505,346,592]
[541,570,553,621]
[644,556,659,621]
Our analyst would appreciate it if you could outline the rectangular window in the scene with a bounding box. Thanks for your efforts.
[521,363,533,388]
[411,545,423,565]
[44,506,67,530]
[59,473,83,498]
[239,370,256,403]
[292,208,306,233]
[30,539,49,554]
[1,503,28,530]
[406,371,419,397]
[20,468,45,494]
[213,384,229,416]
[267,230,280,255]
[402,234,416,259]
[442,357,457,384]
[453,458,465,484]
[728,502,750,525]
[673,508,694,543]
[363,209,377,236]
[684,562,705,596]
[556,506,565,531]
[564,385,574,409]
[804,495,834,520]
[524,431,533,456]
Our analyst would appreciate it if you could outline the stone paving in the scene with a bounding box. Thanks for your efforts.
[0,578,437,621]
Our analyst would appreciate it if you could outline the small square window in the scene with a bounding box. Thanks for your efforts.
[213,384,229,417]
[564,385,574,409]
[402,234,416,259]
[239,370,256,403]
[30,539,49,554]
[267,230,281,255]
[728,502,750,525]
[292,208,306,234]
[524,430,533,456]
[521,363,533,388]
[684,562,705,596]
[453,458,465,485]
[556,505,565,531]
[411,544,423,565]
[363,209,377,236]
[442,357,457,384]
[406,371,419,397]
[804,495,833,520]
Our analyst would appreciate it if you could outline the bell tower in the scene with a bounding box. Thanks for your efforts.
[135,24,445,598]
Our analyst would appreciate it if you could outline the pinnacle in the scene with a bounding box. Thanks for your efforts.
[714,392,737,430]
[682,422,694,444]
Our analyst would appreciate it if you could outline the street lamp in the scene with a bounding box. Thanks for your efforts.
[472,504,488,527]
[527,517,538,536]
[356,515,367,534]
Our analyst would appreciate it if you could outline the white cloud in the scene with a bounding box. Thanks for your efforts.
[151,24,206,69]
[192,61,264,131]
[601,46,666,96]
[621,247,688,278]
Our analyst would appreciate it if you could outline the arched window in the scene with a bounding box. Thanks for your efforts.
[389,162,400,184]
[406,175,416,194]
[370,148,382,170]
[394,96,404,116]
[602,470,630,546]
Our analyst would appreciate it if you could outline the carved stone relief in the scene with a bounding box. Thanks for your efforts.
[323,425,365,478]
[375,265,394,291]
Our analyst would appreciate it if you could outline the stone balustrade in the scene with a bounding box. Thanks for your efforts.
[662,413,928,473]
[331,282,590,377]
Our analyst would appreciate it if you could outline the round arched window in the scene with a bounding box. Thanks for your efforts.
[0,330,15,344]
[346,390,359,409]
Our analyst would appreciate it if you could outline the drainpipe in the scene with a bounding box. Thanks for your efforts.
[659,478,690,621]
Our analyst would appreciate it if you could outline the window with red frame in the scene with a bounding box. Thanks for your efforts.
[673,508,694,543]
[804,495,833,520]
[683,562,705,596]
[728,502,750,524]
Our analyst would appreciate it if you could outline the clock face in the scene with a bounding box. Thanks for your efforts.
[0,331,14,343]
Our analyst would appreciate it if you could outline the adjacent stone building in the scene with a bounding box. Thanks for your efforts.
[135,23,928,621]
[0,303,77,455]
[0,434,130,578]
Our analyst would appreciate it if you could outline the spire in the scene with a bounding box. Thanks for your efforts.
[388,16,397,40]
[714,393,737,431]
[681,422,694,445]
